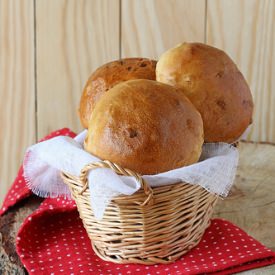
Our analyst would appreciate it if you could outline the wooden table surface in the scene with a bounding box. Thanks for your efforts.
[214,141,275,274]
[1,141,275,274]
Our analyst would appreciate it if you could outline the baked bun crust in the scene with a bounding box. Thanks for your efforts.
[84,79,204,175]
[79,58,157,128]
[156,42,253,143]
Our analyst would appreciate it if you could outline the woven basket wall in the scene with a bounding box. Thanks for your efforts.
[61,160,218,265]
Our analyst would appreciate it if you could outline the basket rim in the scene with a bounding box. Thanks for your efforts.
[61,170,218,205]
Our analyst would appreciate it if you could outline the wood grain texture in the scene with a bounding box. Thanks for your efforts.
[214,141,275,251]
[36,0,120,138]
[207,0,275,142]
[214,141,275,273]
[0,0,35,206]
[0,196,42,274]
[121,0,206,59]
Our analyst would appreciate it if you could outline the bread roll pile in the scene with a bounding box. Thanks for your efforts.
[79,43,253,175]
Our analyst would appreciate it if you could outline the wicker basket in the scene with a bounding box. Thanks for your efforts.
[61,160,218,265]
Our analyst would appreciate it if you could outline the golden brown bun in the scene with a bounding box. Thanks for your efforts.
[79,58,157,128]
[156,42,253,143]
[84,79,204,175]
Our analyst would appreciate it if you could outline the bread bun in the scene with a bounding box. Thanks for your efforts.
[84,79,204,175]
[79,58,157,128]
[156,42,253,143]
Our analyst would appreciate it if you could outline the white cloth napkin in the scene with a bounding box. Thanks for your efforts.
[23,130,239,219]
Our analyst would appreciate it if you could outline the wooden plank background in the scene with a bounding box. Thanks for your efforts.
[0,0,36,204]
[0,0,274,205]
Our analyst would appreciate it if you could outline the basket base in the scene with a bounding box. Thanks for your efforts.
[91,228,207,265]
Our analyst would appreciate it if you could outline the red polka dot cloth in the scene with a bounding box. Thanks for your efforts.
[0,128,76,216]
[1,128,275,274]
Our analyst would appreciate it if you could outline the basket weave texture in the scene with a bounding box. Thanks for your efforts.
[61,160,218,265]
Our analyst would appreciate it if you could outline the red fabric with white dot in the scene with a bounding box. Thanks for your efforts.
[0,128,76,216]
[1,128,275,274]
